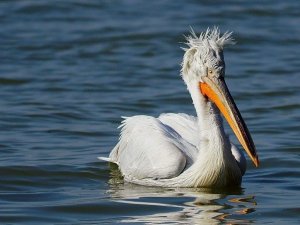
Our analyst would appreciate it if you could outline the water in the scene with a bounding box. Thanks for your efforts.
[0,0,299,224]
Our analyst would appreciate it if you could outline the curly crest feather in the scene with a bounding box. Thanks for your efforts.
[184,27,235,51]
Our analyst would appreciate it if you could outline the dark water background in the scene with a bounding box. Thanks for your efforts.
[1,0,299,224]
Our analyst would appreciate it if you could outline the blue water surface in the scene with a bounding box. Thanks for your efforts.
[0,1,299,224]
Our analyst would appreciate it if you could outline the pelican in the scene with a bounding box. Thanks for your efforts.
[100,28,259,187]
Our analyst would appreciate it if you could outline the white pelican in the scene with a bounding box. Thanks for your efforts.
[100,28,259,187]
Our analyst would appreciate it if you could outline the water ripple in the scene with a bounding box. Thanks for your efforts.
[0,0,300,224]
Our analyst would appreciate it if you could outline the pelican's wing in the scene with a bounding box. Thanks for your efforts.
[158,113,198,148]
[107,115,193,181]
[230,144,247,176]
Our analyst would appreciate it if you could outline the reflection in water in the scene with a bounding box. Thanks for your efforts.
[107,165,257,224]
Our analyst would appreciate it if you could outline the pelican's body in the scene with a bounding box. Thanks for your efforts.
[100,28,259,187]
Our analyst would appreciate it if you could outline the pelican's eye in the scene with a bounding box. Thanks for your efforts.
[208,69,213,76]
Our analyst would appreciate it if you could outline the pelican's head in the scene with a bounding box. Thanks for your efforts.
[181,27,259,167]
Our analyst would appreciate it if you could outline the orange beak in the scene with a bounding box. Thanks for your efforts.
[199,77,259,167]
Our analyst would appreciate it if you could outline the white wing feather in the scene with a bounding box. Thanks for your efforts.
[108,115,199,180]
[230,144,246,175]
[158,113,198,148]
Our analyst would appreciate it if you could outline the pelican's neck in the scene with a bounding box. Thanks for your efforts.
[182,80,241,187]
[186,81,230,151]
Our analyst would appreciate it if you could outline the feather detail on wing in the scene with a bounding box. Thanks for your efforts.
[158,113,198,147]
[230,144,246,176]
[107,115,190,180]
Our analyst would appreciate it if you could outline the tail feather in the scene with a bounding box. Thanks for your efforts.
[98,156,111,162]
[99,116,124,165]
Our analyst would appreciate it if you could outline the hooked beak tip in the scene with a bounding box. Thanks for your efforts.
[253,155,259,167]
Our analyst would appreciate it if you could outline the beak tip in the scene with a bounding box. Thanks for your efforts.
[253,155,260,167]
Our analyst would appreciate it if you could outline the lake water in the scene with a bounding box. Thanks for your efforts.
[0,1,299,224]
